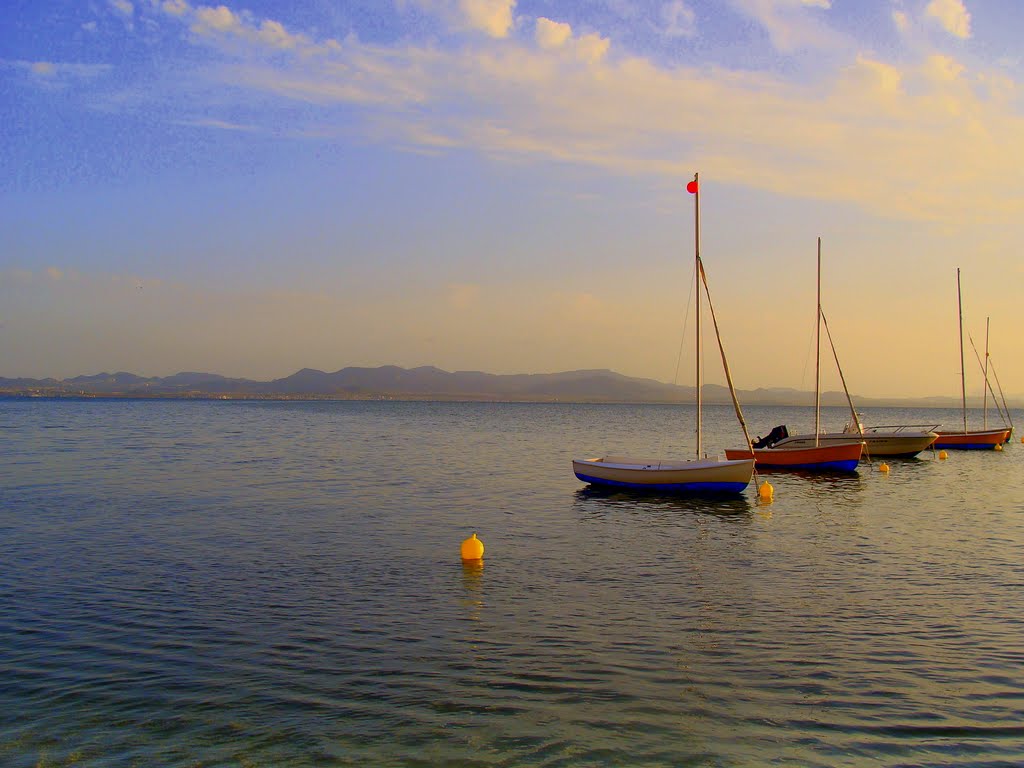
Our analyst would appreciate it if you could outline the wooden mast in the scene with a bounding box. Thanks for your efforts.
[983,317,990,430]
[956,268,967,434]
[694,172,702,459]
[815,237,821,447]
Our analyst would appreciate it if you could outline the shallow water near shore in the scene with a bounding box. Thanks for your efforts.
[2,398,1023,767]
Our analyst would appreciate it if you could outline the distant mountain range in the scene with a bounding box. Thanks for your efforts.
[0,365,1012,409]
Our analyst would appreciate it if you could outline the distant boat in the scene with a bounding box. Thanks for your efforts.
[572,174,755,495]
[726,238,863,472]
[933,270,1012,450]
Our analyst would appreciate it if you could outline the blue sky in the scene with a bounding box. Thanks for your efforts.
[2,0,1022,399]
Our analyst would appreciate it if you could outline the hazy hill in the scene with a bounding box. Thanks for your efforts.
[0,365,1013,408]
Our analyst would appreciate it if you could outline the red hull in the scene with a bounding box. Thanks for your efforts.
[725,441,863,471]
[933,429,1011,450]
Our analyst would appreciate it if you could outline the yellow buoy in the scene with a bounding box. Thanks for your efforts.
[460,533,484,561]
[758,481,774,501]
[879,462,890,473]
[995,443,1003,452]
[938,450,948,460]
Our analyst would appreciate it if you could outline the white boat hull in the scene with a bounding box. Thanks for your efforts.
[775,431,937,458]
[573,456,754,494]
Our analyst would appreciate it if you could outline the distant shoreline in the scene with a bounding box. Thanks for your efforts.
[1,391,1015,410]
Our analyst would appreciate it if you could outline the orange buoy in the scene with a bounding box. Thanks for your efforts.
[460,533,484,561]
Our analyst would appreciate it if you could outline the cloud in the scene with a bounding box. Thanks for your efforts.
[46,267,64,280]
[661,1,697,38]
[406,0,516,38]
[536,18,572,50]
[926,0,971,39]
[109,0,134,17]
[458,0,515,38]
[161,0,189,17]
[119,3,1024,223]
[185,4,341,54]
[728,0,841,53]
[533,18,610,62]
[6,59,112,88]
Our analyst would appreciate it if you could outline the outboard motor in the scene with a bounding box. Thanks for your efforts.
[752,425,789,449]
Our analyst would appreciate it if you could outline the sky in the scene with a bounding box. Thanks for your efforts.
[1,0,1022,400]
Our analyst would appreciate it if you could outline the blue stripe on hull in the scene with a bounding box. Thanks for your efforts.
[932,442,1001,450]
[574,472,748,495]
[758,459,859,472]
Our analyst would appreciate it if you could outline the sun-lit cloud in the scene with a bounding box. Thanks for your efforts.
[536,18,572,50]
[406,0,516,38]
[926,0,971,39]
[46,267,65,280]
[185,4,341,54]
[121,1,1023,225]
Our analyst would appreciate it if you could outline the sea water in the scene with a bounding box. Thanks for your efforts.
[2,398,1023,767]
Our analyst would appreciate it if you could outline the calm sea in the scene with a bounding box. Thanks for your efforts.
[2,398,1023,767]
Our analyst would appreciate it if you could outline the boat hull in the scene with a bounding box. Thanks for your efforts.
[724,441,863,472]
[773,431,937,458]
[933,428,1011,450]
[572,456,754,495]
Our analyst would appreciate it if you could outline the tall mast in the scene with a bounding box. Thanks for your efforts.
[983,317,990,429]
[694,172,702,459]
[815,237,821,446]
[957,268,967,434]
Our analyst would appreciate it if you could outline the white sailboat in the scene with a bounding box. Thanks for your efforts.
[572,174,755,495]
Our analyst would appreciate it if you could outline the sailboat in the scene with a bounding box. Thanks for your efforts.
[572,174,755,495]
[967,325,1014,443]
[725,238,863,472]
[933,270,1011,450]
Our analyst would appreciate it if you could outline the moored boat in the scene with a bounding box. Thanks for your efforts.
[572,173,754,496]
[936,269,1011,451]
[933,427,1011,450]
[728,238,869,471]
[725,439,863,472]
[573,456,754,493]
[773,425,938,458]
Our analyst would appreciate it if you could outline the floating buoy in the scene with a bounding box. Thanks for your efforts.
[938,450,948,460]
[758,481,774,501]
[460,533,484,561]
[879,462,890,473]
[995,443,1003,452]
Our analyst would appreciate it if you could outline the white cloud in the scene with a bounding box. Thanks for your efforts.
[109,0,134,17]
[661,1,697,38]
[161,0,189,16]
[892,10,910,33]
[728,0,842,53]
[926,0,971,39]
[137,3,1024,223]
